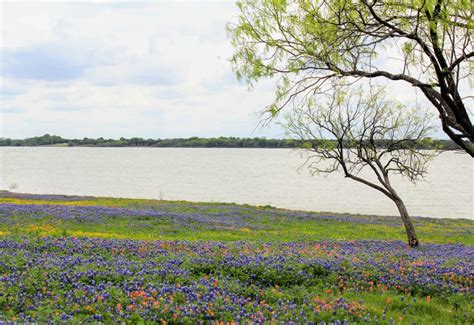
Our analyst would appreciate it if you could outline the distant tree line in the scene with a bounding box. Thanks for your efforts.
[0,134,461,150]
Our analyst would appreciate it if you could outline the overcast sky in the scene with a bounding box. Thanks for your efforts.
[0,1,454,140]
[0,1,283,139]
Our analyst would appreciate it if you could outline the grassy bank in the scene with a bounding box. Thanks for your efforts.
[0,192,472,324]
[0,192,472,245]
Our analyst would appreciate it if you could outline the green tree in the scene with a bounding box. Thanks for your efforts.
[228,0,473,156]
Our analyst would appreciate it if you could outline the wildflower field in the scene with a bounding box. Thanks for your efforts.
[0,192,473,324]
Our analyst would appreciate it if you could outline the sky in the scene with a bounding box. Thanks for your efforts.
[0,0,282,139]
[0,1,454,140]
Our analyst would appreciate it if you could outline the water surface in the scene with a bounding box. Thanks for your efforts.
[1,147,472,219]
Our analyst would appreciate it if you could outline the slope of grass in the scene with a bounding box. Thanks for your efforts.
[0,192,472,324]
[0,193,472,245]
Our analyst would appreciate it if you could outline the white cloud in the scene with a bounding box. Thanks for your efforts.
[1,1,458,140]
[0,1,281,139]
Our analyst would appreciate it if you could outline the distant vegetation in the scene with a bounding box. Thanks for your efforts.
[0,134,461,150]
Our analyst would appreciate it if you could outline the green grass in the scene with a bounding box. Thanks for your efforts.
[1,195,473,245]
[0,193,472,324]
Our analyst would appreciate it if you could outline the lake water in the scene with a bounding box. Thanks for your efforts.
[0,147,472,219]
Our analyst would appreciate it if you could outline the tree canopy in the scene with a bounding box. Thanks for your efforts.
[228,0,473,155]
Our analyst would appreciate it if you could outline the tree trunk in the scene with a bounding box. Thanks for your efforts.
[393,197,419,247]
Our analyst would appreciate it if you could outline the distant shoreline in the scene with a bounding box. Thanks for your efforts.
[0,134,461,150]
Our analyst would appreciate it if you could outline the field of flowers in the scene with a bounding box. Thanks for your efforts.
[0,192,473,323]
